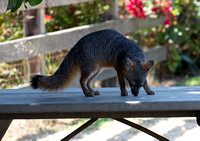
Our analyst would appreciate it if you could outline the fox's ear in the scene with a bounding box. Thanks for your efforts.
[141,60,154,72]
[125,58,136,72]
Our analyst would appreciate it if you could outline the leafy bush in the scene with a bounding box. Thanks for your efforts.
[159,2,200,74]
[0,12,23,42]
[45,0,110,32]
[0,63,25,88]
[123,0,200,75]
[0,12,24,88]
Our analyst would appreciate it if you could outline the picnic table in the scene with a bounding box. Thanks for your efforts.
[0,86,200,141]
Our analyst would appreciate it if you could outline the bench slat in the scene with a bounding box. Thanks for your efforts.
[0,86,199,119]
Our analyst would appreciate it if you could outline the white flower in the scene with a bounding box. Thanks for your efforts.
[174,28,178,33]
[168,39,173,44]
[178,32,183,36]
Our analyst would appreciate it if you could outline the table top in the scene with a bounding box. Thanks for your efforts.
[0,86,199,119]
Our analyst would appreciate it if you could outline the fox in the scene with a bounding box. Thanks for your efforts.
[31,29,155,97]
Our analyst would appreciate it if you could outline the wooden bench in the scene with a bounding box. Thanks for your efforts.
[0,86,200,141]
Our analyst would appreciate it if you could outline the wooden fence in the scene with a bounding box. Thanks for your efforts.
[0,0,167,87]
[0,0,95,13]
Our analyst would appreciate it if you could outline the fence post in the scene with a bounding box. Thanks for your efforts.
[23,8,46,79]
[110,0,119,19]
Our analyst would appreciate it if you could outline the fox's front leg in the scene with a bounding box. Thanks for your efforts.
[143,80,155,95]
[117,72,128,96]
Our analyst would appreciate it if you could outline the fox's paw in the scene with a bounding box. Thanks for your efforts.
[94,90,100,95]
[84,92,94,97]
[121,91,128,96]
[147,90,155,95]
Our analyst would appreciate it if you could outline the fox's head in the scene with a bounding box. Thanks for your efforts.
[124,58,154,96]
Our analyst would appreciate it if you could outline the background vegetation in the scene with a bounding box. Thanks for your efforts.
[0,0,200,88]
[122,0,200,77]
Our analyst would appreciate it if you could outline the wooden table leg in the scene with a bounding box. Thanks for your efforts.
[0,120,12,141]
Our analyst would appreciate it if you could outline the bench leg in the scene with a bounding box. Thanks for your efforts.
[196,111,200,126]
[113,118,169,141]
[61,118,169,141]
[0,120,12,140]
[61,118,98,141]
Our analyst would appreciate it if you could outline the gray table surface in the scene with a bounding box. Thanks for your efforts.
[0,86,199,119]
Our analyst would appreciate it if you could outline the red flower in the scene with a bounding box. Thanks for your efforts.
[166,2,171,7]
[126,0,146,18]
[123,15,127,18]
[54,26,59,30]
[163,18,171,26]
[151,7,158,12]
[165,6,172,12]
[125,33,130,36]
[150,0,175,27]
[125,0,176,26]
[154,0,160,4]
[45,15,52,21]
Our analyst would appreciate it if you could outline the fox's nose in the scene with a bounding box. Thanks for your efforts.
[131,86,140,96]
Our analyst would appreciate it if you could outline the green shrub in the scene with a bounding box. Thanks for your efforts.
[45,0,110,32]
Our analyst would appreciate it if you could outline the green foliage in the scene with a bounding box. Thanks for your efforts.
[176,76,200,86]
[7,0,42,12]
[165,2,200,74]
[0,12,23,42]
[181,55,199,75]
[7,0,21,12]
[127,1,200,75]
[167,46,182,73]
[28,0,42,6]
[45,50,69,76]
[0,11,24,89]
[0,63,24,88]
[45,0,110,32]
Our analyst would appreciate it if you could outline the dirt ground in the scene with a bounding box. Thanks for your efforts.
[2,117,200,141]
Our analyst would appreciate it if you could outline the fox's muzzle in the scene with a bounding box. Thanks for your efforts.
[130,85,141,96]
[126,79,141,96]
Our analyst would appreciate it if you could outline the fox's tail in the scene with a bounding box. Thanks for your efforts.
[30,48,78,91]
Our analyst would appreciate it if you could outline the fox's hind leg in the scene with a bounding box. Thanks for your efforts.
[80,65,100,97]
[86,67,101,95]
[80,72,94,97]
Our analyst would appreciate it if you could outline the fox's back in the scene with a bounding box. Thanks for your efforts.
[73,29,146,67]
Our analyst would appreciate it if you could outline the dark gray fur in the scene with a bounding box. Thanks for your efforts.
[31,29,155,97]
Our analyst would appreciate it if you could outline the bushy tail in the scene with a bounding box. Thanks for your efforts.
[30,49,78,91]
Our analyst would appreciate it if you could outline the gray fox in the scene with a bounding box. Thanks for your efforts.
[31,29,155,97]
